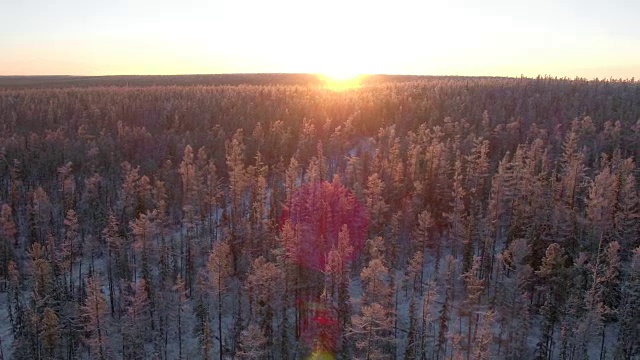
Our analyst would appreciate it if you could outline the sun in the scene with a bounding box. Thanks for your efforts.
[323,70,358,81]
[318,72,365,91]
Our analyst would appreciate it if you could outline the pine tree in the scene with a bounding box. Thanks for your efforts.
[102,211,123,316]
[406,250,424,295]
[226,131,250,270]
[473,310,495,360]
[420,280,438,359]
[237,323,268,359]
[437,256,456,359]
[360,258,390,306]
[352,236,394,359]
[130,210,157,287]
[461,257,485,359]
[580,240,621,358]
[535,243,568,360]
[119,162,141,222]
[81,172,106,245]
[123,279,151,359]
[7,161,22,232]
[30,186,51,245]
[466,137,490,267]
[614,168,639,254]
[556,126,587,256]
[325,225,354,355]
[179,145,200,292]
[326,224,354,297]
[41,307,60,359]
[82,275,109,360]
[245,256,283,357]
[136,175,153,214]
[586,167,618,250]
[0,204,17,287]
[207,240,232,360]
[194,270,213,360]
[405,294,418,359]
[445,158,467,264]
[57,161,75,214]
[614,246,640,358]
[414,210,437,277]
[203,158,221,241]
[173,274,188,360]
[29,242,54,305]
[344,153,360,190]
[279,219,307,340]
[350,303,394,360]
[484,154,510,281]
[25,242,55,359]
[62,209,79,296]
[179,145,200,227]
[249,152,269,258]
[365,173,388,235]
[494,238,532,358]
[285,156,301,208]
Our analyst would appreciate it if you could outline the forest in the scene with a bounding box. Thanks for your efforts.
[0,75,638,359]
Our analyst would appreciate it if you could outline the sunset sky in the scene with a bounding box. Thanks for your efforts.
[1,0,639,78]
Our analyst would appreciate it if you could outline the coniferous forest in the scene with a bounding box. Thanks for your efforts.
[0,75,639,359]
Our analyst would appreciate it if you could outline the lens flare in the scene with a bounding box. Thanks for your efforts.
[300,299,340,358]
[281,180,368,272]
[282,180,367,357]
[307,350,336,360]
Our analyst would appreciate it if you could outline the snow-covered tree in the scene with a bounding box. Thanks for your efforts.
[82,275,109,360]
[237,323,268,360]
[350,303,394,360]
[207,240,233,360]
[0,203,17,285]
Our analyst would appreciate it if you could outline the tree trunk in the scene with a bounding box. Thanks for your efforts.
[217,277,223,360]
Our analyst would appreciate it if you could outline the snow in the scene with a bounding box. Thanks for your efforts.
[0,292,12,359]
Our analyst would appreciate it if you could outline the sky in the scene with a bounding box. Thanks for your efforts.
[1,0,639,78]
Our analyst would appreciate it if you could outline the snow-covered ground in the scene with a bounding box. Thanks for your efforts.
[0,292,12,359]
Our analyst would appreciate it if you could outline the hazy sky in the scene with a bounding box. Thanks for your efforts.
[1,0,639,78]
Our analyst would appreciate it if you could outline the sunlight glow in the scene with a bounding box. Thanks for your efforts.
[318,73,365,91]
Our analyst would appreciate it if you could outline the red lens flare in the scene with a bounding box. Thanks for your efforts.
[281,181,368,272]
[299,299,340,355]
